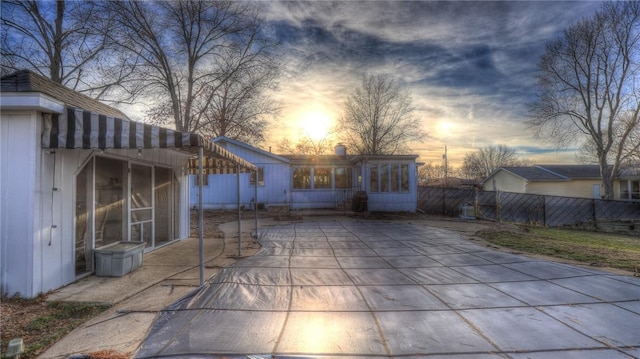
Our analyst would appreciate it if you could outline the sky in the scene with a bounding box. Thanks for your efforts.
[253,0,604,167]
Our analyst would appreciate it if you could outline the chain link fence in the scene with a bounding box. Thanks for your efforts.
[418,186,640,232]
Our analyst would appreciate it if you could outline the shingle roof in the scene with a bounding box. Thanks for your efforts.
[1,69,128,119]
[280,154,353,166]
[502,165,602,181]
[539,165,601,179]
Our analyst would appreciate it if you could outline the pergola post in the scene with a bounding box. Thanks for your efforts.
[254,170,258,238]
[237,164,241,257]
[198,147,204,287]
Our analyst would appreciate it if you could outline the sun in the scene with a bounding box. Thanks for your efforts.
[300,111,333,140]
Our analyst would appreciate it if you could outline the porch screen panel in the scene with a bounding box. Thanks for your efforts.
[155,167,173,247]
[131,164,153,247]
[75,158,94,277]
[95,157,126,247]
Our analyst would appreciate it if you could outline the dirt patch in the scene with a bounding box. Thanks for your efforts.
[1,296,109,359]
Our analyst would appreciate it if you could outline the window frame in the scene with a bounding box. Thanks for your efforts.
[250,167,265,187]
[194,173,209,186]
[293,167,312,189]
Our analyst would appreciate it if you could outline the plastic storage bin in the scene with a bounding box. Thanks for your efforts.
[94,241,145,277]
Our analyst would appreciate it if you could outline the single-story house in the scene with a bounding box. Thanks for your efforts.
[0,70,255,298]
[191,136,421,212]
[483,164,639,201]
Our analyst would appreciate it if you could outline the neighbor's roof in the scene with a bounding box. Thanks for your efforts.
[498,165,602,182]
[1,69,128,119]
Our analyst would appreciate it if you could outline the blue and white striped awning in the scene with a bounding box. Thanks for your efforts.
[41,106,256,173]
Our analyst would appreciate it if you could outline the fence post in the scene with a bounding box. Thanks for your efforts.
[592,199,597,229]
[442,188,446,216]
[543,195,547,227]
[474,187,479,219]
[496,189,501,222]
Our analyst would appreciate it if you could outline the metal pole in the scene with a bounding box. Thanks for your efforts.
[254,170,258,238]
[198,147,204,287]
[237,164,241,257]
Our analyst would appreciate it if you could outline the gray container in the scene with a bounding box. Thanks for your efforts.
[94,241,145,277]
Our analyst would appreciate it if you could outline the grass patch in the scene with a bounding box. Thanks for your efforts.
[477,226,640,272]
[1,295,109,359]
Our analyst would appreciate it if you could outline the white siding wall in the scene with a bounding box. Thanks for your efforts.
[193,142,291,209]
[484,171,527,193]
[526,180,603,198]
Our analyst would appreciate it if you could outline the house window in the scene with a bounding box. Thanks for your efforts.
[293,167,311,189]
[250,168,265,186]
[335,167,352,189]
[370,165,379,193]
[401,164,409,192]
[369,163,410,193]
[391,164,399,191]
[314,168,332,189]
[194,174,209,186]
[621,180,640,200]
[380,164,390,192]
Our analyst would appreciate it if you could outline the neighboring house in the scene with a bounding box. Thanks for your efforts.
[483,164,639,201]
[617,162,640,201]
[192,136,421,212]
[0,70,254,297]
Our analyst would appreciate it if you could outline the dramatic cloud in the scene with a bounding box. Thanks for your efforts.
[258,1,603,166]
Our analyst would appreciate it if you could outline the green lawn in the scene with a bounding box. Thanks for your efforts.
[477,226,640,273]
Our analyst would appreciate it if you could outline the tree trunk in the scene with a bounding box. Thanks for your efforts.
[599,158,615,200]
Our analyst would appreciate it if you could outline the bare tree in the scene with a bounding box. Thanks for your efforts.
[418,162,461,186]
[105,0,280,137]
[194,46,280,145]
[277,136,333,155]
[528,1,640,199]
[339,73,425,155]
[462,145,531,179]
[1,0,131,99]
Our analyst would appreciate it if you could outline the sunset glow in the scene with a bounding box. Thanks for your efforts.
[299,110,333,140]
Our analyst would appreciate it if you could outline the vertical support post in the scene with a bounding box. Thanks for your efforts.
[474,187,479,219]
[442,188,446,216]
[543,195,547,227]
[254,170,258,238]
[237,164,241,257]
[592,198,597,229]
[495,189,501,222]
[198,147,204,287]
